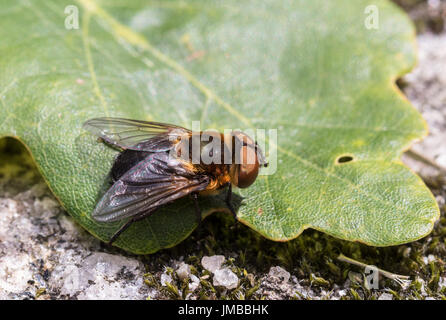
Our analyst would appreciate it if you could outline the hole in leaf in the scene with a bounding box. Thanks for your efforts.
[396,77,407,90]
[336,155,354,164]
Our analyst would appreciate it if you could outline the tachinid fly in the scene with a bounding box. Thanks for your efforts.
[83,117,267,245]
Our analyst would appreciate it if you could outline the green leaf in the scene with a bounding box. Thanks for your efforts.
[0,0,439,254]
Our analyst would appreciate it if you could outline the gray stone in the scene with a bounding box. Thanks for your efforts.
[268,266,290,283]
[201,255,225,274]
[213,268,239,290]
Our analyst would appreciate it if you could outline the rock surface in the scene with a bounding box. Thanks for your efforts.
[401,33,446,176]
[0,180,149,299]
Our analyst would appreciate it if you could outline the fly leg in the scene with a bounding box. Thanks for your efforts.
[191,192,202,228]
[108,209,157,246]
[225,183,238,221]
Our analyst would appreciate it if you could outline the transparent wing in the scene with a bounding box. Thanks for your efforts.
[83,117,190,152]
[92,152,209,222]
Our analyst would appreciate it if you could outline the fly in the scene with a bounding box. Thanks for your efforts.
[83,117,267,245]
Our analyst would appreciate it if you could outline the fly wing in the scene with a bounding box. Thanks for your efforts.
[92,152,209,222]
[83,117,190,152]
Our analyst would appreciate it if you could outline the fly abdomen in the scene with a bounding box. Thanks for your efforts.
[111,149,152,182]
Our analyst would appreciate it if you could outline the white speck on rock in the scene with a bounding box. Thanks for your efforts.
[436,154,446,168]
[189,274,200,293]
[0,251,34,298]
[415,277,428,296]
[213,268,239,290]
[160,272,173,287]
[337,289,347,297]
[439,277,446,290]
[186,274,201,299]
[378,293,393,300]
[427,254,436,263]
[201,255,225,274]
[422,255,436,265]
[176,263,191,281]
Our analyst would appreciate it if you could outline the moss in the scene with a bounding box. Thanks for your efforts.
[35,288,46,298]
